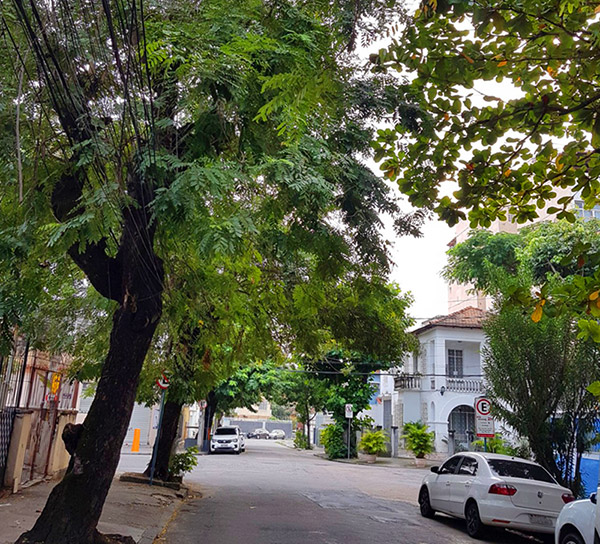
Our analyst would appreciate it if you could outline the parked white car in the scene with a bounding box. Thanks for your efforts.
[210,426,245,454]
[555,490,598,544]
[269,429,286,440]
[419,452,575,540]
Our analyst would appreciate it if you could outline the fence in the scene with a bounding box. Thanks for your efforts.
[0,340,29,485]
[1,339,79,489]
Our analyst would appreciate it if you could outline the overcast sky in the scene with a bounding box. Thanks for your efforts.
[387,213,454,321]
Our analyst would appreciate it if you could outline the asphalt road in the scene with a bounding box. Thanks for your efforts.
[118,441,546,544]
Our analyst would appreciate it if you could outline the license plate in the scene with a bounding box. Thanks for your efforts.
[529,514,553,527]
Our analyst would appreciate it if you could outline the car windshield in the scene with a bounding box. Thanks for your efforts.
[487,459,556,483]
[215,428,237,436]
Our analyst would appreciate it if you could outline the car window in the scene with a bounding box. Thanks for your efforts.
[487,459,556,483]
[458,456,478,476]
[215,428,237,435]
[439,456,462,475]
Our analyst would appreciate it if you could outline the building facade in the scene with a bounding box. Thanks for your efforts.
[394,307,487,454]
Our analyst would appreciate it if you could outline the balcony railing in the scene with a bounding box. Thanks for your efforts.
[446,378,483,393]
[394,373,422,391]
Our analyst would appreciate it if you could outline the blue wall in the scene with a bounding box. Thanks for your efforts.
[580,455,599,496]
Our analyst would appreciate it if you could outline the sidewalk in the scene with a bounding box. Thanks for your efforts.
[0,477,188,544]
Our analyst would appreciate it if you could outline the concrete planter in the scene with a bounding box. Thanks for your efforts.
[414,457,427,467]
[363,454,377,464]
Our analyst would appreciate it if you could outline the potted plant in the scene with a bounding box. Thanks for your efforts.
[358,429,388,463]
[402,422,434,466]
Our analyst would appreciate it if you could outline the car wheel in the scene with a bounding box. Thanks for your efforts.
[465,501,486,539]
[418,486,435,518]
[560,531,585,544]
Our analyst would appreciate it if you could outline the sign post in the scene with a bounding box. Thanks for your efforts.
[345,404,353,460]
[474,397,495,452]
[149,372,170,485]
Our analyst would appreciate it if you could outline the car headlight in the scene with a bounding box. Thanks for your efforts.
[232,439,238,443]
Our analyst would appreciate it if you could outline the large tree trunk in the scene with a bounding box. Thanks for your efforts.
[144,400,183,481]
[17,207,164,544]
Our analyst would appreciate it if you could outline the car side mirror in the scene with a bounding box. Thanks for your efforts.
[430,466,439,474]
[590,492,597,504]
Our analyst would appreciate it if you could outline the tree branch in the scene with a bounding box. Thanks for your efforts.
[51,172,122,302]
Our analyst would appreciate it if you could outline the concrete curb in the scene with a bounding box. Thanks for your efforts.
[311,451,438,469]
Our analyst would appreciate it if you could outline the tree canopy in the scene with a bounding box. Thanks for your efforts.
[0,1,421,541]
[374,0,600,227]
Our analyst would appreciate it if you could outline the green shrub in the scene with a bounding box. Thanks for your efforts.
[320,424,347,459]
[169,446,199,479]
[358,429,388,455]
[472,434,532,458]
[294,430,311,450]
[403,421,434,458]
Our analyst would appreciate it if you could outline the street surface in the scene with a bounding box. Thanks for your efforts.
[118,441,545,544]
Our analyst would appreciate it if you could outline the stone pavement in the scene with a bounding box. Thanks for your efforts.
[0,477,188,544]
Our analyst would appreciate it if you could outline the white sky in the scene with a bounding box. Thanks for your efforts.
[386,210,454,321]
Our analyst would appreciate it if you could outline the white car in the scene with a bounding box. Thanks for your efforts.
[269,429,286,440]
[419,452,575,540]
[555,490,598,544]
[210,426,245,454]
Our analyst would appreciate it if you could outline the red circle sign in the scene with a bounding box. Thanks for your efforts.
[475,398,491,416]
[156,372,170,390]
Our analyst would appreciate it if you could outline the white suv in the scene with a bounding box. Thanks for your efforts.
[555,489,599,544]
[210,426,245,454]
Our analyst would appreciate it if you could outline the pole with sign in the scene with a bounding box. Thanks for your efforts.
[149,372,170,485]
[474,397,494,452]
[345,403,353,459]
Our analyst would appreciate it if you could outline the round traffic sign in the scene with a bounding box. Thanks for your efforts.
[475,397,491,416]
[156,372,170,390]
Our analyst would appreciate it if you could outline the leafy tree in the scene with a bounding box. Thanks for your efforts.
[271,403,293,421]
[483,307,600,493]
[375,0,600,228]
[312,352,397,459]
[0,1,421,542]
[445,224,600,491]
[270,368,329,448]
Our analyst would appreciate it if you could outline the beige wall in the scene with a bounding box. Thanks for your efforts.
[234,399,272,420]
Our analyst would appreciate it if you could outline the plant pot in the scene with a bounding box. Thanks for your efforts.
[414,457,427,467]
[363,453,377,463]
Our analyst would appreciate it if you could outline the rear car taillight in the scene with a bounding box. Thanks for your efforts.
[562,493,576,504]
[489,483,517,496]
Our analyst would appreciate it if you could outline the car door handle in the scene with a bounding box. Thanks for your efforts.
[445,482,451,486]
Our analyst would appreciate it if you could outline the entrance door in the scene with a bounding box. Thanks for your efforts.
[448,406,475,451]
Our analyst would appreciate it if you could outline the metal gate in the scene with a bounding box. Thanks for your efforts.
[0,342,29,484]
[448,405,475,452]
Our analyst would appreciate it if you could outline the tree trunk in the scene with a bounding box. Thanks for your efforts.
[202,391,217,451]
[144,400,183,481]
[17,208,163,544]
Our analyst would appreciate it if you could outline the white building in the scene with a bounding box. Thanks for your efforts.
[394,307,487,453]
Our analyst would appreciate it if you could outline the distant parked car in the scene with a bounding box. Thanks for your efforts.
[269,429,285,440]
[418,452,575,540]
[248,428,270,439]
[210,426,245,454]
[555,490,598,544]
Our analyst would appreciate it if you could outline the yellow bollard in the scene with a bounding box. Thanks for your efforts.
[131,428,141,452]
